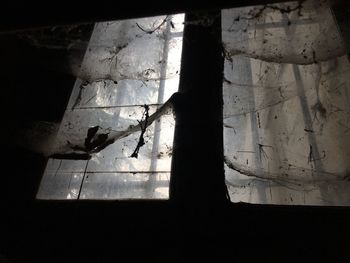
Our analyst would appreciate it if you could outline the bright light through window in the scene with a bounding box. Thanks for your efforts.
[37,14,184,200]
[223,0,350,206]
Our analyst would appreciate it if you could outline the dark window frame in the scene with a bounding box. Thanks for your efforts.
[32,0,350,206]
[4,2,350,262]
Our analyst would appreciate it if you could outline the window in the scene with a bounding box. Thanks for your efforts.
[223,0,350,205]
[37,14,184,199]
[37,0,350,206]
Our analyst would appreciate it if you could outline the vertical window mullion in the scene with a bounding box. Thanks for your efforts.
[170,11,228,204]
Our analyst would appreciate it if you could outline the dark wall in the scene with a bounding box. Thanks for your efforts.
[1,2,350,263]
[0,24,94,204]
[0,0,292,32]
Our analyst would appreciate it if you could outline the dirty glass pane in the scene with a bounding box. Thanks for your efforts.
[222,0,350,205]
[37,14,184,200]
[80,172,170,199]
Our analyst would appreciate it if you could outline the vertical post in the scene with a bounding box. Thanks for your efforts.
[147,16,173,196]
[170,11,228,204]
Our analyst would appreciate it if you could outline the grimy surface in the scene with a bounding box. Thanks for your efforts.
[1,3,350,262]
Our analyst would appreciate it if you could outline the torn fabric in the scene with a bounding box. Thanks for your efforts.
[37,14,184,200]
[223,0,350,205]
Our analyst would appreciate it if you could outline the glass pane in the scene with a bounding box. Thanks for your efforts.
[37,14,184,200]
[80,172,170,199]
[222,0,350,205]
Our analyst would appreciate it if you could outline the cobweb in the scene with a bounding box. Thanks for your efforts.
[37,14,184,200]
[223,0,350,205]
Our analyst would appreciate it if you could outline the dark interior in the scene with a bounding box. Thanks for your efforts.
[1,1,350,262]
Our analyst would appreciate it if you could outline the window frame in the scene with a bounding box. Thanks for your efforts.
[34,0,350,205]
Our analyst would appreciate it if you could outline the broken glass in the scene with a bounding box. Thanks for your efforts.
[37,14,184,200]
[223,0,350,205]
